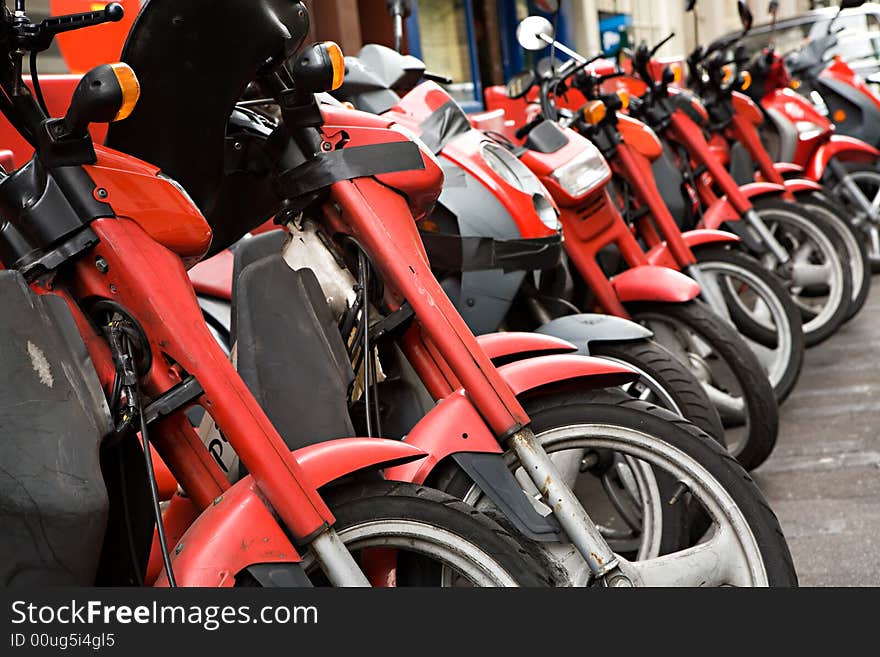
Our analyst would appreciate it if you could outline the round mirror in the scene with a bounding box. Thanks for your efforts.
[517,16,555,51]
[534,0,560,12]
[506,70,537,99]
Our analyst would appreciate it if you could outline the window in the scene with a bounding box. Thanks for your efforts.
[416,0,476,104]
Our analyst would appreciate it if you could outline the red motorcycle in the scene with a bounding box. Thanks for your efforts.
[0,0,552,587]
[624,35,853,348]
[563,65,806,406]
[104,0,799,585]
[485,22,780,472]
[747,39,880,274]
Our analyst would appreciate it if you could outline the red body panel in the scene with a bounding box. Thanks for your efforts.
[476,332,577,360]
[188,249,235,300]
[384,391,504,484]
[821,56,880,111]
[86,146,213,267]
[611,265,701,303]
[617,114,664,161]
[51,0,137,72]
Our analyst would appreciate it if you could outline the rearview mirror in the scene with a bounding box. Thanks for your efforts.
[737,1,753,31]
[840,0,866,9]
[506,70,537,99]
[517,16,555,51]
[534,0,560,12]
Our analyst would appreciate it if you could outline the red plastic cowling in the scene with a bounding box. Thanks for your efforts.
[645,229,741,269]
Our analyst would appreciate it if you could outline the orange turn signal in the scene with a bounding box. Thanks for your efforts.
[582,100,607,125]
[616,89,630,110]
[323,41,345,91]
[108,63,140,122]
[722,65,734,85]
[740,71,752,91]
[833,109,847,122]
[791,79,801,90]
[672,64,683,84]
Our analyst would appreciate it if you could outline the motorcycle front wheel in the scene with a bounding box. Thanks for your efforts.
[442,388,797,587]
[625,299,779,471]
[298,481,550,587]
[691,245,805,403]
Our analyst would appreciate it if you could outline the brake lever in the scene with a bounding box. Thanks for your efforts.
[16,3,124,52]
[423,71,453,85]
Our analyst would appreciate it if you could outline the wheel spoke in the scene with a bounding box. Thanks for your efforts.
[702,384,746,424]
[791,261,832,289]
[624,526,750,587]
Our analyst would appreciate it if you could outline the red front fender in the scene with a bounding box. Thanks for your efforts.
[783,178,823,194]
[646,230,741,268]
[774,162,805,176]
[155,439,427,586]
[807,135,880,182]
[386,355,637,484]
[476,332,577,362]
[156,479,301,587]
[702,181,786,230]
[611,265,701,303]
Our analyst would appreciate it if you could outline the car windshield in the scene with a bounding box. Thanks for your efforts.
[717,10,880,75]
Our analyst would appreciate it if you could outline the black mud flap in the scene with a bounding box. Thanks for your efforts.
[233,247,356,453]
[0,271,112,586]
[452,452,562,543]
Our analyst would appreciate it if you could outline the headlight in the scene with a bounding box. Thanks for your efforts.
[550,141,611,198]
[480,141,543,194]
[480,141,558,230]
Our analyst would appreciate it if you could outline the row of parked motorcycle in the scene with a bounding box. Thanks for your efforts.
[0,0,874,588]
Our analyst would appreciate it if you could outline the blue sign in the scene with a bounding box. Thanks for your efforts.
[599,13,632,56]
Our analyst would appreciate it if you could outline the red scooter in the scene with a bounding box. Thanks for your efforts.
[0,0,555,587]
[748,43,880,272]
[563,65,806,406]
[100,0,805,586]
[685,39,871,322]
[484,24,779,472]
[625,36,853,348]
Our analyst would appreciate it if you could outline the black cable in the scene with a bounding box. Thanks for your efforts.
[117,445,145,586]
[358,251,373,438]
[127,339,176,587]
[28,50,48,116]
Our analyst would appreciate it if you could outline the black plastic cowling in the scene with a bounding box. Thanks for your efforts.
[106,0,310,256]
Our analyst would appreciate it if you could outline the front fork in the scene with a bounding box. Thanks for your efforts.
[828,158,880,255]
[508,428,626,582]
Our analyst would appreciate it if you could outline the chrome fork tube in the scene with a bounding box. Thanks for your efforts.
[508,428,621,577]
[744,209,791,265]
[309,528,371,587]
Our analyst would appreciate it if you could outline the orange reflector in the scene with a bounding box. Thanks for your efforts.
[833,109,847,122]
[791,79,801,90]
[583,100,607,125]
[616,89,630,110]
[740,71,752,91]
[108,63,140,122]
[323,41,345,91]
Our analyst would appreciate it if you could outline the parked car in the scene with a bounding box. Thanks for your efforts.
[716,3,880,80]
